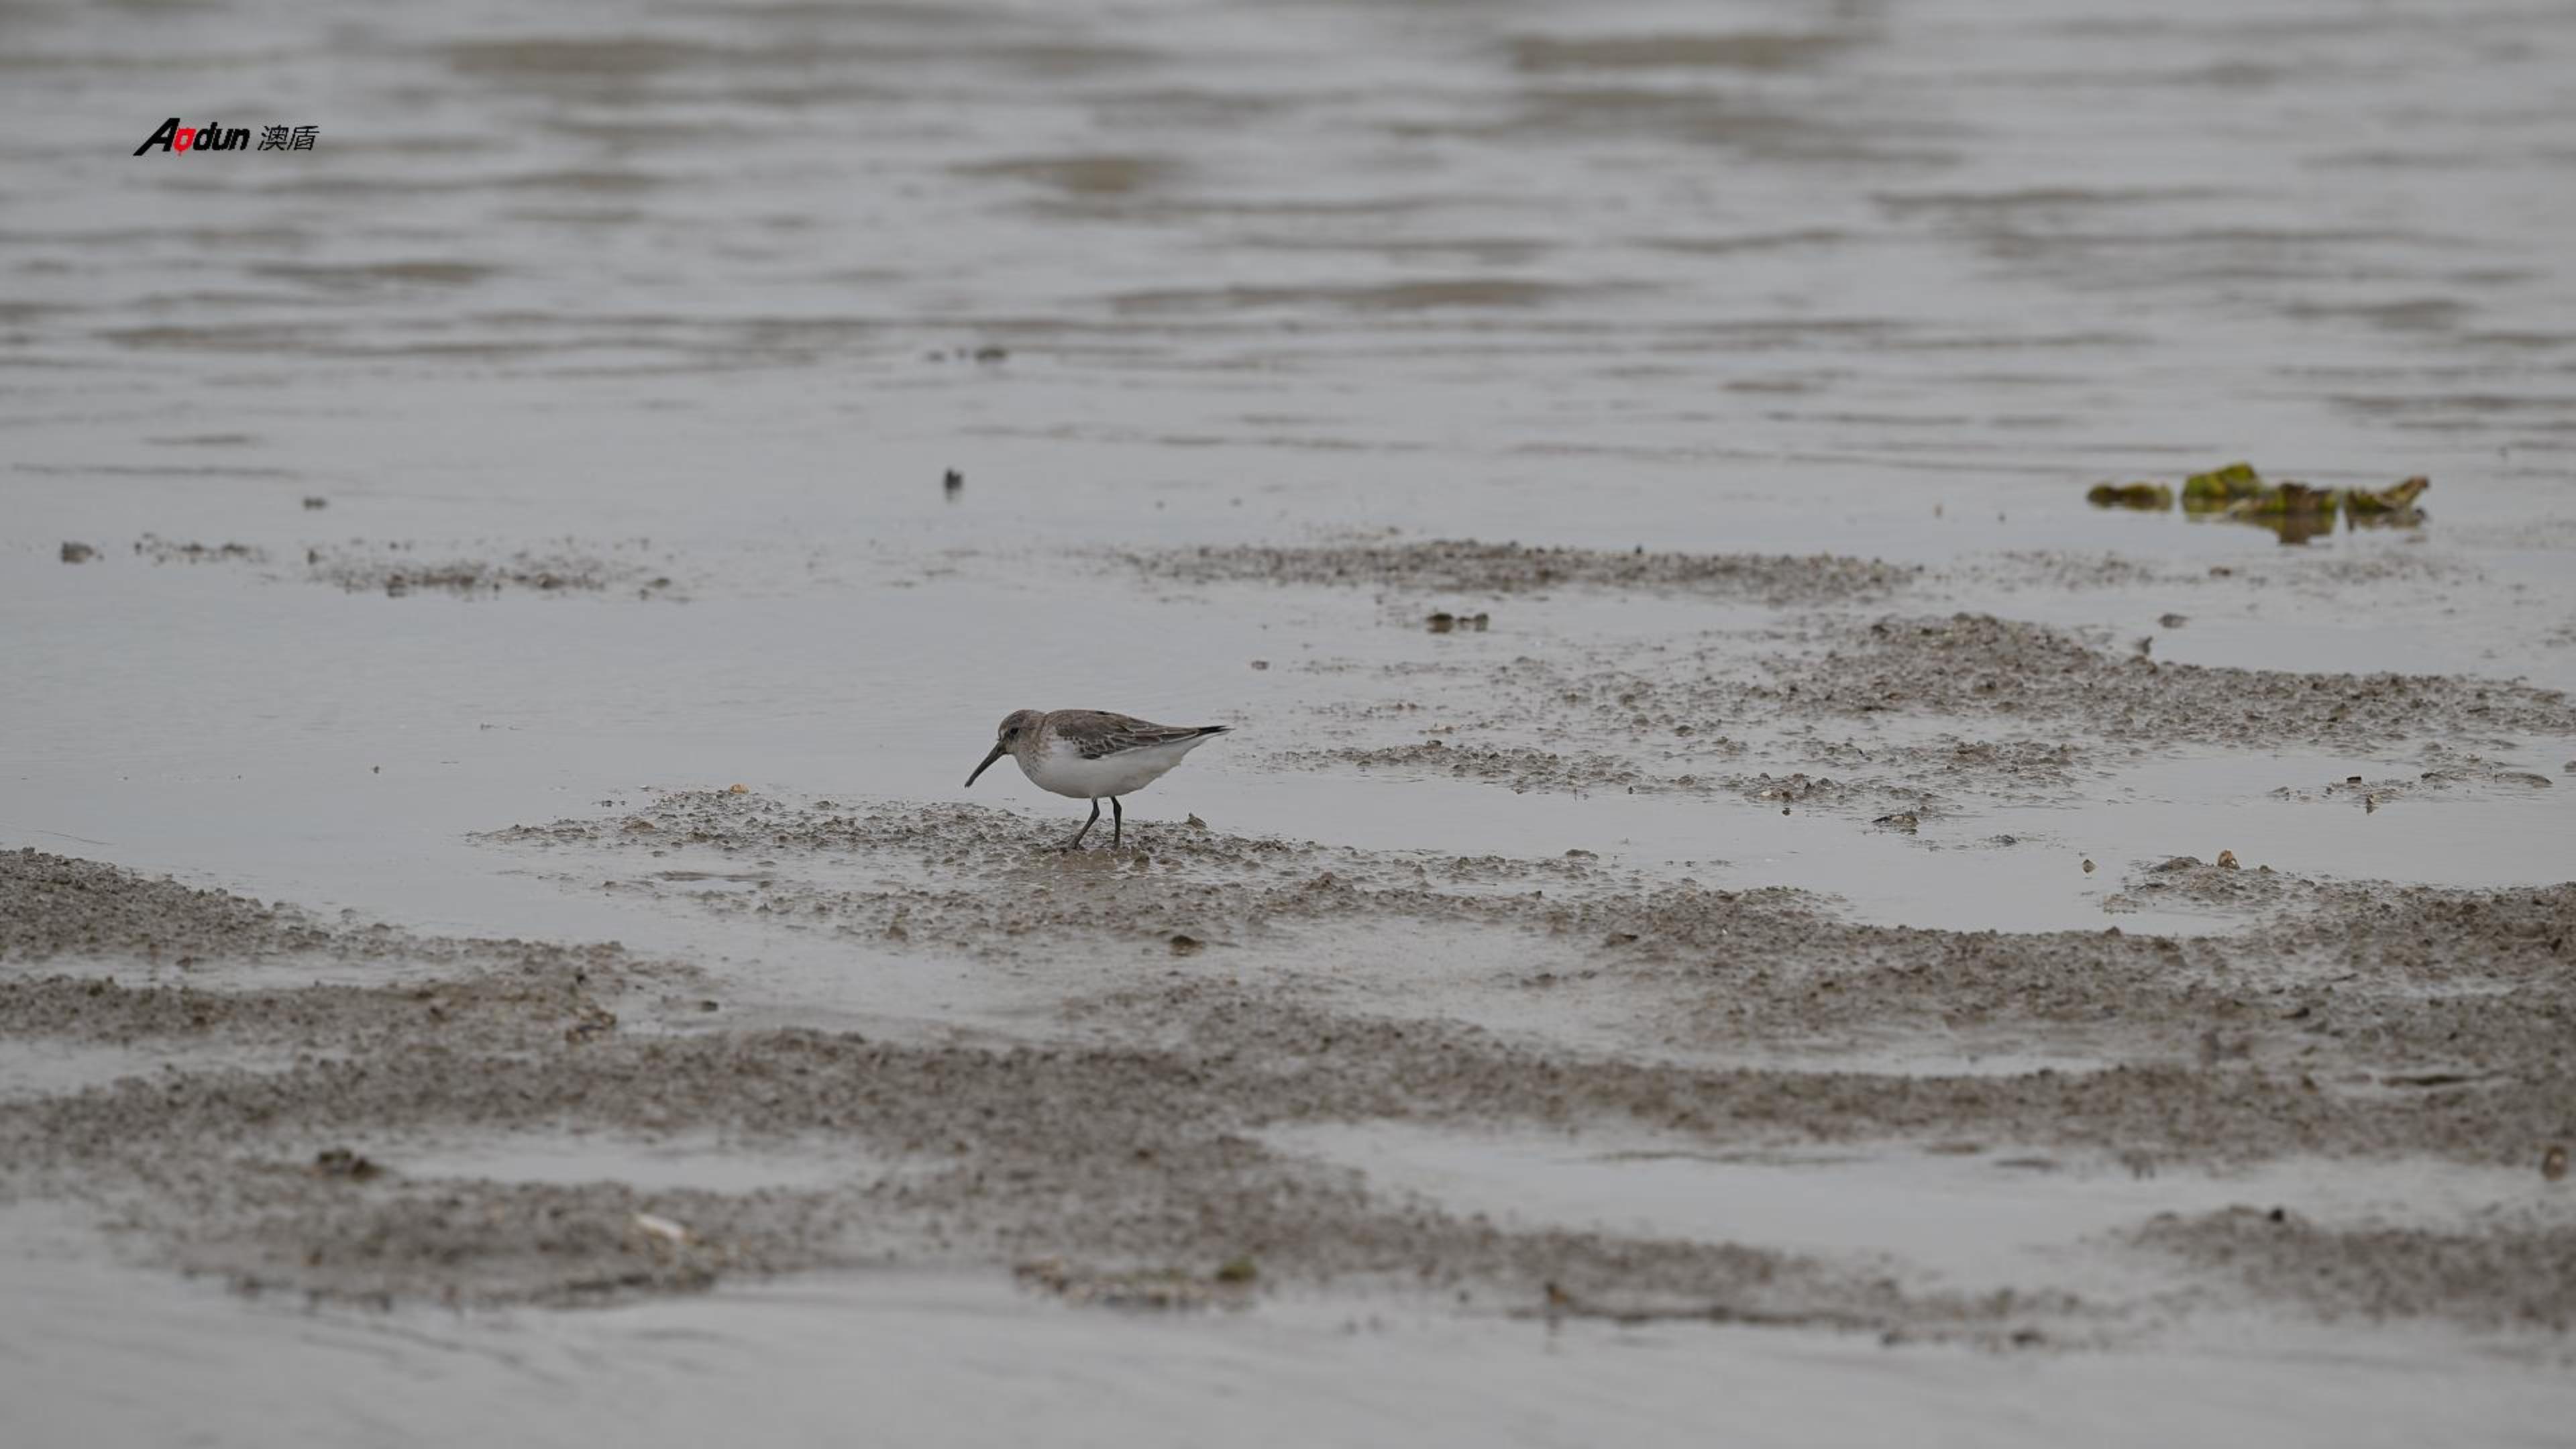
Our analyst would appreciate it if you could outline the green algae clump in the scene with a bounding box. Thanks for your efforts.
[2086,481,2174,509]
[2080,465,2430,544]
[2182,462,2265,503]
[2345,475,2430,515]
[2228,480,2339,517]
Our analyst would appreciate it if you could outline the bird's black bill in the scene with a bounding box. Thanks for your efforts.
[965,743,1007,788]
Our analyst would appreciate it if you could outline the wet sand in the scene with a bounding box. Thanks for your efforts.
[3,823,2570,1325]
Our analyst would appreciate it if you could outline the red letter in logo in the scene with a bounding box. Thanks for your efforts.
[175,127,196,152]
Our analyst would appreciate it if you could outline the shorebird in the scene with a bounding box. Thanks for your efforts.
[964,709,1230,849]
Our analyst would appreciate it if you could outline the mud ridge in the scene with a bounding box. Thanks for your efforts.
[1373,615,2576,808]
[480,796,2576,1080]
[303,539,682,598]
[1123,539,1917,606]
[2135,1204,2576,1330]
[1764,614,2576,745]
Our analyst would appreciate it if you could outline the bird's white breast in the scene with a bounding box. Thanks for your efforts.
[1019,735,1210,799]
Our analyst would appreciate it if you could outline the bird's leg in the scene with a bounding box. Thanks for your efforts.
[1065,800,1100,850]
[1110,796,1123,849]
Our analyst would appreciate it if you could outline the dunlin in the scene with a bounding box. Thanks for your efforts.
[965,708,1230,849]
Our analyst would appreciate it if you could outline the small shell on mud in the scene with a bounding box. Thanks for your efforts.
[60,541,97,564]
[631,1212,691,1246]
[1169,933,1203,956]
[727,782,750,794]
[2215,850,2239,869]
[2545,1144,2569,1183]
[2082,858,2096,873]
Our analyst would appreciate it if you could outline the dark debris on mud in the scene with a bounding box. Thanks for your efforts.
[134,535,268,566]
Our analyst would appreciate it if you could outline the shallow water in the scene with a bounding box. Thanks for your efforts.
[6,0,2576,1442]
[5,1213,2562,1449]
[1266,1122,2569,1293]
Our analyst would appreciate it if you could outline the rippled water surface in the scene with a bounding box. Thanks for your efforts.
[9,0,2575,545]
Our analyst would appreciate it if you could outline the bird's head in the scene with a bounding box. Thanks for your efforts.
[965,709,1043,787]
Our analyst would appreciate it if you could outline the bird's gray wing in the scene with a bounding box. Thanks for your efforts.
[1055,711,1227,759]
